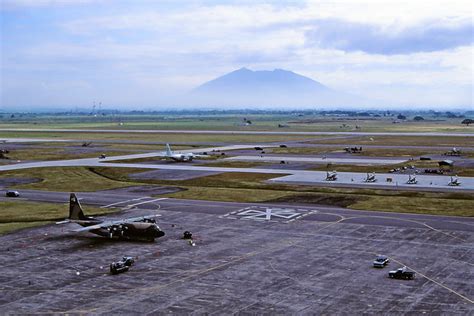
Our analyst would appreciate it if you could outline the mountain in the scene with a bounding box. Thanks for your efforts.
[186,67,363,108]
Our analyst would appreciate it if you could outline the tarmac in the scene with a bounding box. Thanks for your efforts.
[1,190,473,314]
[1,129,474,313]
[269,171,474,191]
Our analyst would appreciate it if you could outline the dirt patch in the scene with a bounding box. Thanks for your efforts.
[0,177,42,188]
[267,193,365,208]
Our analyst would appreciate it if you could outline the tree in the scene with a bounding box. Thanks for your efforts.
[397,114,406,120]
[413,116,424,121]
[461,119,474,126]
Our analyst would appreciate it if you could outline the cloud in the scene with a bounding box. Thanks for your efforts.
[2,0,473,108]
[305,18,473,55]
[1,0,102,9]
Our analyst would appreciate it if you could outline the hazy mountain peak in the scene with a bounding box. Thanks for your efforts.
[236,67,251,72]
[187,67,361,108]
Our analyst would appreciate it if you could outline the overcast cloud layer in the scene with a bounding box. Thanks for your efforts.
[1,0,473,110]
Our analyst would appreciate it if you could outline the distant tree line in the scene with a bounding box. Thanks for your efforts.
[462,119,474,126]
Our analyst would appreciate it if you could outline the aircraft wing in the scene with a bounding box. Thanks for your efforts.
[72,215,160,232]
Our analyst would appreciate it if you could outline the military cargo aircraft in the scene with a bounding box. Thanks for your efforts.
[56,193,165,241]
[406,175,418,184]
[326,171,337,181]
[161,144,206,162]
[448,176,461,186]
[364,172,377,183]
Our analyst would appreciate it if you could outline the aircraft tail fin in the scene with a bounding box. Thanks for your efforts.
[165,143,173,156]
[69,193,88,220]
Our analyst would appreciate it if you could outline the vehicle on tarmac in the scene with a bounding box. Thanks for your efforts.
[388,267,415,280]
[99,154,106,159]
[5,190,20,197]
[325,171,337,181]
[110,256,135,274]
[56,193,165,241]
[373,255,389,268]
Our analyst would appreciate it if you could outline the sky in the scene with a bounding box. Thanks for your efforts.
[1,0,473,110]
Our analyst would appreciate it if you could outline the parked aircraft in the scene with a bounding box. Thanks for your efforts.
[326,171,337,181]
[162,144,206,162]
[406,175,418,184]
[56,193,165,241]
[364,172,377,183]
[344,146,362,153]
[448,176,461,186]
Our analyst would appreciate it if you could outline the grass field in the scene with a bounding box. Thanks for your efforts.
[1,165,472,235]
[0,167,143,191]
[4,147,124,162]
[0,200,116,235]
[314,135,474,147]
[0,131,312,143]
[1,114,472,133]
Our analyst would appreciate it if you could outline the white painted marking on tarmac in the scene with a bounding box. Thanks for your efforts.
[100,197,150,208]
[126,198,168,208]
[223,206,318,223]
[389,256,474,305]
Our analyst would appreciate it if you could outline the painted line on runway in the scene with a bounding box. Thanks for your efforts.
[389,256,474,305]
[126,198,168,208]
[222,206,318,223]
[100,197,151,208]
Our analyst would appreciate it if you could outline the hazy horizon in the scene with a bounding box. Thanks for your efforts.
[1,0,473,110]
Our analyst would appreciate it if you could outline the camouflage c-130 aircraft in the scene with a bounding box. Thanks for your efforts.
[56,193,165,241]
